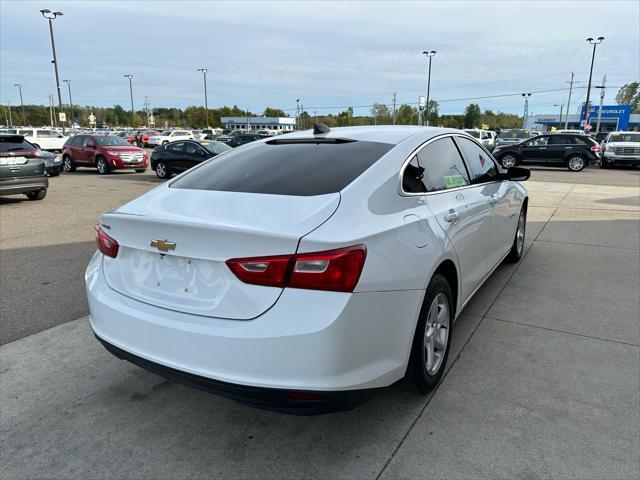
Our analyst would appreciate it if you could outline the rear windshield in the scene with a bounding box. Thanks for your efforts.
[0,136,36,153]
[171,140,394,196]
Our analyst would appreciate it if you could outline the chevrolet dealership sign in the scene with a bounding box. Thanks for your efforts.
[580,105,631,130]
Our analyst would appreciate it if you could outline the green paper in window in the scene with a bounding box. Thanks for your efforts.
[443,175,466,189]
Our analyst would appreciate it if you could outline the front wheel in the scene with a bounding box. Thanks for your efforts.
[500,154,518,169]
[26,188,47,201]
[506,207,527,263]
[96,157,111,175]
[403,274,454,393]
[567,155,585,172]
[63,156,76,172]
[155,161,170,179]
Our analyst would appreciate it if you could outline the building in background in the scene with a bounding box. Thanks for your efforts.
[220,116,295,132]
[525,105,638,132]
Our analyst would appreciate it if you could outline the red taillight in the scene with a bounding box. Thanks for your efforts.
[591,144,601,151]
[94,224,119,258]
[226,245,366,292]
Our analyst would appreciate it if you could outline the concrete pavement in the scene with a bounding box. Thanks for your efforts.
[1,174,639,479]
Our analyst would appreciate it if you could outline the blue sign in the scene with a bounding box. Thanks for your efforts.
[580,104,631,130]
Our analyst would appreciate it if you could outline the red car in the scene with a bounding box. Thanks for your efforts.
[62,134,148,175]
[126,130,158,146]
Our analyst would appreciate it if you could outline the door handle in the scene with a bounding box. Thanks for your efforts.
[539,147,547,150]
[444,210,460,224]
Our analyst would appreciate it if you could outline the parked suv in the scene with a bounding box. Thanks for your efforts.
[0,134,48,200]
[463,129,496,151]
[62,135,148,175]
[492,133,601,171]
[228,133,261,148]
[600,131,640,168]
[147,130,194,146]
[495,129,533,148]
[16,128,68,151]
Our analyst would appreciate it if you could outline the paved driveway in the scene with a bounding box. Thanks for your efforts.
[1,176,638,479]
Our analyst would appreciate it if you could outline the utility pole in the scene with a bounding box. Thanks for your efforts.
[595,75,607,133]
[40,9,65,134]
[7,102,12,127]
[49,95,55,127]
[392,92,397,125]
[564,72,578,130]
[582,37,605,132]
[197,68,209,128]
[300,102,305,129]
[295,99,300,129]
[13,84,25,126]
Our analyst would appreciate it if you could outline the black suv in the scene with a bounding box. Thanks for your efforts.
[492,133,601,172]
[228,134,261,148]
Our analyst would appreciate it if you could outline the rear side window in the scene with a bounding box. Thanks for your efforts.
[455,137,499,184]
[0,136,36,153]
[171,140,394,196]
[413,137,470,192]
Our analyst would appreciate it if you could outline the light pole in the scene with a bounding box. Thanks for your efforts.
[582,36,604,132]
[422,50,436,126]
[197,68,209,128]
[40,9,65,134]
[124,74,134,127]
[521,93,531,128]
[553,104,564,130]
[13,84,25,126]
[63,79,74,126]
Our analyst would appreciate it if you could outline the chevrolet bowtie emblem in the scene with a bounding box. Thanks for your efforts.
[150,239,176,252]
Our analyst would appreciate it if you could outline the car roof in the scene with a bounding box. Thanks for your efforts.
[276,126,458,146]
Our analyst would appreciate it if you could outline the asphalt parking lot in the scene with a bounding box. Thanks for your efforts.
[1,165,639,479]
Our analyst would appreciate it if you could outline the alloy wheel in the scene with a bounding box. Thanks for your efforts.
[501,155,516,168]
[516,210,526,255]
[63,158,72,172]
[568,156,585,172]
[156,162,167,178]
[424,293,450,375]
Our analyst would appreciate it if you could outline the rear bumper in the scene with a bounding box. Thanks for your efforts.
[86,251,422,397]
[95,335,371,414]
[0,176,48,196]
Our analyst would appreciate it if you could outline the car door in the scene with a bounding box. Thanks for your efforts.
[80,136,97,165]
[418,136,493,304]
[36,130,53,150]
[546,135,573,164]
[518,135,550,165]
[456,136,519,270]
[163,142,186,171]
[182,141,207,170]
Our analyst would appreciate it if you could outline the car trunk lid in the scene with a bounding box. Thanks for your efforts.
[100,186,340,319]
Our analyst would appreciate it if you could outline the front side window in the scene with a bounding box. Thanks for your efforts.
[166,142,185,153]
[171,140,394,196]
[415,137,471,192]
[19,130,33,137]
[455,136,499,184]
[524,136,549,147]
[184,142,203,155]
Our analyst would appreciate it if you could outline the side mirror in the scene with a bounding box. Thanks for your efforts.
[506,166,530,182]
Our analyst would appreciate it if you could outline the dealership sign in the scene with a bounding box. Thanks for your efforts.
[580,105,631,130]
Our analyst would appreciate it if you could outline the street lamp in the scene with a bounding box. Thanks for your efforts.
[40,9,65,134]
[63,80,74,126]
[521,93,532,128]
[13,84,25,126]
[422,50,436,126]
[197,68,209,128]
[124,74,134,127]
[582,36,605,132]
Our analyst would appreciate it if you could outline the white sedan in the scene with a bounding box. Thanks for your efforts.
[147,130,194,146]
[86,126,529,414]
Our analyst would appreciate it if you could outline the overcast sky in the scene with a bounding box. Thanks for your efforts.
[1,0,638,117]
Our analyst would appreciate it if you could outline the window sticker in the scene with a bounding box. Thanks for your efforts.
[443,175,466,189]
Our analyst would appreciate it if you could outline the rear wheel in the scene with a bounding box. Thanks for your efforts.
[500,153,517,169]
[567,155,585,172]
[506,206,527,263]
[403,274,453,393]
[155,161,170,179]
[26,188,47,201]
[63,156,76,172]
[96,156,111,175]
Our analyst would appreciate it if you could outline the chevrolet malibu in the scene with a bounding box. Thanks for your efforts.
[86,126,529,414]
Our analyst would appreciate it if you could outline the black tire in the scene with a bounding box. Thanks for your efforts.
[506,206,527,263]
[500,153,518,169]
[63,156,76,172]
[96,156,111,175]
[48,171,60,177]
[26,188,47,201]
[155,161,171,179]
[600,160,609,169]
[403,274,454,393]
[567,155,585,172]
